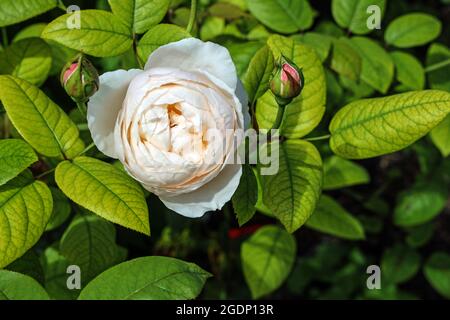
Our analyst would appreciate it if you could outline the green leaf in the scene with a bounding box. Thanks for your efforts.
[55,156,150,235]
[0,75,85,159]
[349,37,394,94]
[253,167,273,217]
[12,23,47,42]
[208,2,246,20]
[330,38,362,81]
[256,35,326,138]
[12,25,77,76]
[306,195,365,240]
[0,270,49,300]
[108,0,170,34]
[390,51,425,90]
[394,182,447,227]
[325,69,344,106]
[6,250,45,285]
[241,225,296,299]
[381,244,420,285]
[427,43,450,91]
[47,41,78,77]
[0,38,52,86]
[42,10,133,58]
[0,0,57,27]
[406,222,435,249]
[40,246,79,300]
[78,256,211,300]
[331,0,386,35]
[329,90,450,159]
[243,45,274,104]
[260,140,323,233]
[0,171,53,268]
[315,21,345,38]
[200,16,225,41]
[227,41,264,78]
[0,139,37,186]
[323,156,370,190]
[430,114,450,157]
[60,215,121,283]
[339,74,374,101]
[424,252,450,299]
[232,165,257,226]
[246,0,315,34]
[293,32,332,62]
[385,13,442,48]
[137,24,191,62]
[45,187,71,231]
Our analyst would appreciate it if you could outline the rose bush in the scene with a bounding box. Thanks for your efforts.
[87,38,246,217]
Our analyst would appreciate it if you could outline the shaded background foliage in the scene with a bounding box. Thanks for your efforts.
[0,0,449,300]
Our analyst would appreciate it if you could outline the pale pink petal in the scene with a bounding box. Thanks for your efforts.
[87,69,142,159]
[144,38,238,91]
[159,164,242,218]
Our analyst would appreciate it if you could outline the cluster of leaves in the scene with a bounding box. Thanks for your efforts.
[0,0,449,300]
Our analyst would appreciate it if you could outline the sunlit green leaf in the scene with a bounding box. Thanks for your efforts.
[260,140,323,233]
[430,114,450,157]
[0,139,37,186]
[42,10,133,57]
[0,38,52,86]
[55,157,150,235]
[243,45,274,104]
[0,171,52,268]
[0,270,49,300]
[78,256,211,299]
[0,75,85,159]
[108,0,170,34]
[329,90,450,159]
[256,35,326,138]
[241,226,296,299]
[0,0,57,27]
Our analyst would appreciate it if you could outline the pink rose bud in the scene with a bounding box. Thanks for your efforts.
[60,53,99,103]
[269,55,304,106]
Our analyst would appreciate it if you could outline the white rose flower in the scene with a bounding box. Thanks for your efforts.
[87,38,248,218]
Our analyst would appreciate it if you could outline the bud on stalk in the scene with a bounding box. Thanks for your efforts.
[269,55,304,106]
[60,53,99,111]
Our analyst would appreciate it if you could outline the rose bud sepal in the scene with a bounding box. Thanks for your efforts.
[60,53,99,115]
[269,55,304,107]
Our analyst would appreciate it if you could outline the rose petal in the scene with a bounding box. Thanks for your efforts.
[87,69,142,159]
[144,38,238,91]
[159,164,242,218]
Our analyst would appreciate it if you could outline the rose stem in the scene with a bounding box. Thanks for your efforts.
[76,101,87,118]
[305,134,331,142]
[186,0,198,35]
